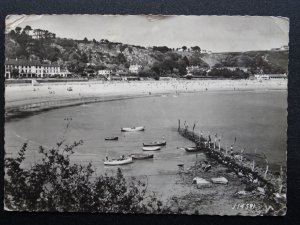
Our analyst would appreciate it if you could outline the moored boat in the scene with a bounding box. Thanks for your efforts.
[104,156,133,166]
[105,136,118,141]
[131,153,154,160]
[184,147,200,152]
[121,126,145,132]
[142,146,161,151]
[143,140,166,147]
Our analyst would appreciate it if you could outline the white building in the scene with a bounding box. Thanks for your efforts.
[98,69,112,77]
[129,64,143,74]
[254,74,287,80]
[5,58,61,79]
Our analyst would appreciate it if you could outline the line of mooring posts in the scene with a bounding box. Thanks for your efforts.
[177,120,280,196]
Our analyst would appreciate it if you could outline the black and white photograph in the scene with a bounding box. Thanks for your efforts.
[4,15,288,216]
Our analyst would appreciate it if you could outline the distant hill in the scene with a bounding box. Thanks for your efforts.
[5,27,288,78]
[202,51,288,73]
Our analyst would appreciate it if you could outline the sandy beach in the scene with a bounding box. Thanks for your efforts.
[5,79,287,112]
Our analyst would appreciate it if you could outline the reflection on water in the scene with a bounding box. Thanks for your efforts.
[5,90,287,198]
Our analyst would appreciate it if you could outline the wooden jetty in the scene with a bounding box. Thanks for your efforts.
[178,123,286,214]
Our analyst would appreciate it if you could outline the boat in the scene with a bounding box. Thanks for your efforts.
[67,87,73,91]
[143,140,166,147]
[131,153,154,160]
[142,146,161,151]
[104,156,133,166]
[121,126,145,132]
[105,136,118,141]
[184,147,200,152]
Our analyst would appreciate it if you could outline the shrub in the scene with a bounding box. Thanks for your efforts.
[5,141,163,213]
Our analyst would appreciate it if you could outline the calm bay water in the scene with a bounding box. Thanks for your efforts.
[5,90,287,198]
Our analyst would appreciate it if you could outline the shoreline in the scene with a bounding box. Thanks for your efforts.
[5,79,287,121]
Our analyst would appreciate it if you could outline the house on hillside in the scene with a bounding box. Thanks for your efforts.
[5,58,61,79]
[280,45,289,50]
[98,69,113,77]
[129,64,143,74]
[60,68,72,78]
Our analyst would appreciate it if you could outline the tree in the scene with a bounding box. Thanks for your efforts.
[11,69,19,78]
[83,37,88,43]
[80,52,89,63]
[5,141,165,213]
[119,45,127,53]
[182,46,187,51]
[23,25,32,35]
[116,53,127,64]
[15,27,22,35]
[191,46,201,52]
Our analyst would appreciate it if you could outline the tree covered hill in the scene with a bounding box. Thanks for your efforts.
[202,50,288,74]
[5,26,288,77]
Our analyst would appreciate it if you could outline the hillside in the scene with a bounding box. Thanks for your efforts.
[202,50,288,74]
[5,26,288,78]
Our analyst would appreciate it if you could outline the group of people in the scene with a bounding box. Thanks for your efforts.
[205,134,235,157]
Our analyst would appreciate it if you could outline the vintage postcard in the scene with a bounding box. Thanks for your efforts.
[4,15,288,215]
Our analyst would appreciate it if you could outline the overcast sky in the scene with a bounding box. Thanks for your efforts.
[6,15,289,52]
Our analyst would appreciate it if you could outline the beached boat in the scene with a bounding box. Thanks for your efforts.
[142,146,161,151]
[131,153,154,160]
[184,147,200,152]
[104,156,133,166]
[143,141,166,147]
[105,136,118,141]
[121,126,145,132]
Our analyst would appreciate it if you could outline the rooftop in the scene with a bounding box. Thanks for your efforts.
[5,58,59,67]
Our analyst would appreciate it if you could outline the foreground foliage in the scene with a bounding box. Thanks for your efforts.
[5,141,164,213]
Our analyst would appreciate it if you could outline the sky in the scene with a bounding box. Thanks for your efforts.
[6,15,289,53]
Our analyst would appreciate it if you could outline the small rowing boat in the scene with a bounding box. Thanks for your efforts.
[121,126,145,132]
[131,153,154,160]
[105,136,118,141]
[142,146,161,151]
[184,147,200,152]
[143,141,166,147]
[104,156,133,166]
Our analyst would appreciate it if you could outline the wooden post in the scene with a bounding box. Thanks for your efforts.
[263,154,268,179]
[240,149,244,162]
[252,160,255,172]
[264,164,269,179]
[199,131,201,143]
[178,119,180,131]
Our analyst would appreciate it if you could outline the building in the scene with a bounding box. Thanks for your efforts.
[186,65,208,72]
[98,69,113,77]
[60,68,72,77]
[280,45,289,50]
[5,58,61,79]
[254,74,287,80]
[129,64,143,74]
[218,67,249,73]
